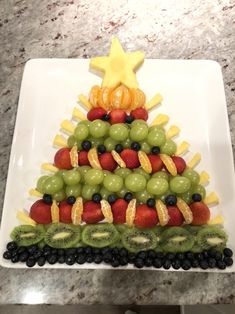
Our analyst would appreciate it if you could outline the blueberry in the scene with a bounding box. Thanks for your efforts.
[199,260,208,269]
[66,248,77,256]
[214,252,222,261]
[50,248,58,256]
[119,248,128,257]
[97,144,106,154]
[58,249,65,256]
[47,254,58,265]
[223,248,233,258]
[148,250,156,259]
[216,260,226,270]
[156,252,166,259]
[42,246,51,257]
[165,195,177,206]
[37,256,46,267]
[108,194,117,204]
[191,260,199,268]
[115,144,123,153]
[11,255,19,263]
[101,247,111,255]
[185,252,194,260]
[167,253,175,260]
[151,146,160,155]
[19,251,29,262]
[125,115,134,124]
[26,257,36,267]
[128,252,136,263]
[11,250,18,258]
[67,196,76,205]
[208,258,216,268]
[111,259,120,267]
[134,258,144,268]
[86,255,94,263]
[93,248,101,255]
[172,260,181,269]
[195,253,204,261]
[84,247,92,255]
[147,198,155,208]
[76,254,87,264]
[76,247,84,254]
[182,260,191,270]
[82,140,92,151]
[131,142,141,151]
[32,250,42,260]
[192,193,202,202]
[163,259,171,269]
[153,258,162,268]
[103,252,112,263]
[7,241,18,251]
[176,253,185,260]
[3,251,12,260]
[223,257,233,267]
[144,258,153,267]
[111,248,119,256]
[43,194,52,204]
[124,192,133,202]
[58,256,65,264]
[120,257,128,266]
[94,255,103,264]
[27,245,38,255]
[65,255,75,265]
[17,247,26,255]
[92,193,102,203]
[137,251,147,260]
[208,249,217,258]
[102,114,110,121]
[203,251,210,259]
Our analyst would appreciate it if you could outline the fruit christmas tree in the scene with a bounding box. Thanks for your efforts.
[3,38,233,270]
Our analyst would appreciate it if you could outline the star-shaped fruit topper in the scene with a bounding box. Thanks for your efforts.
[90,37,144,89]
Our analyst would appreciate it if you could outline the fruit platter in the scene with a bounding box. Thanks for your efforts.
[0,38,235,271]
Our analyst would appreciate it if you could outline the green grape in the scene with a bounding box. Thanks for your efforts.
[100,187,110,200]
[125,174,146,192]
[77,166,91,183]
[53,190,66,202]
[89,119,109,138]
[74,124,89,141]
[147,178,169,195]
[84,169,104,185]
[121,137,131,148]
[114,168,132,178]
[88,137,104,148]
[66,184,82,197]
[109,123,129,141]
[131,119,148,128]
[152,171,169,181]
[76,141,82,150]
[43,175,64,194]
[79,120,91,128]
[133,168,150,180]
[182,169,200,186]
[135,190,154,203]
[67,135,76,148]
[192,184,206,199]
[103,170,111,177]
[130,124,148,142]
[104,137,118,152]
[82,184,100,200]
[117,187,129,198]
[103,174,123,192]
[147,129,166,147]
[56,170,67,178]
[149,125,164,132]
[63,169,81,186]
[178,190,192,204]
[36,175,50,193]
[140,141,151,154]
[160,139,177,156]
[170,176,191,194]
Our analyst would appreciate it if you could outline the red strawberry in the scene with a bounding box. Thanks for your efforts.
[134,204,158,228]
[99,152,117,171]
[131,107,148,121]
[59,201,72,223]
[172,156,186,174]
[29,200,52,224]
[111,199,128,224]
[167,206,184,226]
[110,109,127,124]
[87,107,107,121]
[190,202,210,225]
[78,150,90,166]
[148,154,163,173]
[54,148,72,170]
[82,201,104,224]
[120,149,140,169]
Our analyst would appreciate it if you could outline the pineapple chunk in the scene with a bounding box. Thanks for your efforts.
[16,211,36,226]
[204,192,219,206]
[72,107,87,121]
[29,189,43,197]
[53,134,67,148]
[150,114,169,126]
[208,214,224,225]
[199,171,210,185]
[145,93,163,110]
[60,120,75,133]
[78,94,92,110]
[187,153,201,168]
[166,125,180,139]
[41,163,58,173]
[175,141,190,156]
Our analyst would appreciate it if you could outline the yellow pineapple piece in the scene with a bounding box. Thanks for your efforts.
[16,211,36,226]
[175,141,190,156]
[155,200,169,226]
[78,94,92,110]
[204,192,219,206]
[90,37,144,89]
[208,214,224,225]
[176,197,193,224]
[41,163,58,173]
[111,150,126,168]
[51,200,59,223]
[101,200,113,223]
[126,199,137,226]
[187,153,201,168]
[60,120,75,133]
[88,147,102,169]
[166,125,180,139]
[145,93,163,110]
[160,154,177,176]
[199,171,210,185]
[28,189,43,198]
[53,134,67,148]
[72,107,87,121]
[70,144,78,168]
[150,114,169,127]
[138,151,152,174]
[71,197,83,225]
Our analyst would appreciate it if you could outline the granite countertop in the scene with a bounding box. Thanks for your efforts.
[0,0,235,305]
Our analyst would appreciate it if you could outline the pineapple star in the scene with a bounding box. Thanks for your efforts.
[90,37,144,89]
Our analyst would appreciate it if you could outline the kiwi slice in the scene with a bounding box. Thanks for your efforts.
[45,223,81,248]
[160,227,194,253]
[110,238,123,248]
[10,225,45,246]
[197,226,227,251]
[82,223,120,248]
[121,228,157,253]
[115,224,129,234]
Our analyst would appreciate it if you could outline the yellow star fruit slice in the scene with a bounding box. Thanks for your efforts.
[150,114,169,127]
[60,120,75,133]
[175,141,190,156]
[51,200,60,223]
[126,199,137,226]
[101,200,113,223]
[70,144,78,168]
[204,192,219,206]
[29,189,43,198]
[16,211,36,227]
[176,197,193,224]
[111,150,126,168]
[53,134,67,148]
[208,214,224,225]
[41,163,58,173]
[160,154,177,176]
[71,197,83,225]
[138,151,152,174]
[187,153,201,168]
[155,200,169,226]
[145,93,163,110]
[166,125,180,139]
[78,94,92,110]
[72,108,87,121]
[199,171,210,185]
[88,147,102,169]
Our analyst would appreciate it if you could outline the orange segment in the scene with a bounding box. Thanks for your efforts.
[70,144,78,168]
[98,87,113,110]
[88,148,102,169]
[101,200,113,223]
[111,150,126,168]
[160,154,177,176]
[126,199,137,226]
[138,151,152,174]
[71,197,83,225]
[130,88,146,110]
[155,200,169,226]
[110,85,131,110]
[51,200,60,223]
[89,85,100,107]
[176,197,193,224]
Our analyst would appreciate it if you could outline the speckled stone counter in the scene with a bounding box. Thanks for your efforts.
[0,0,235,305]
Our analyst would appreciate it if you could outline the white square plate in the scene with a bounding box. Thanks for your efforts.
[1,59,235,271]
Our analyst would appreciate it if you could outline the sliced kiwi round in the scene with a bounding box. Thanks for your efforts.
[160,227,194,253]
[115,224,129,234]
[82,223,120,248]
[10,224,45,246]
[45,223,81,248]
[110,238,123,248]
[197,226,227,251]
[121,228,157,253]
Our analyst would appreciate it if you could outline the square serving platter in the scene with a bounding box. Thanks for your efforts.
[0,59,235,271]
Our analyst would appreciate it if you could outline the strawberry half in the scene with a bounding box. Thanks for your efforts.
[111,199,128,224]
[120,149,140,169]
[148,154,163,173]
[87,107,107,121]
[82,201,104,224]
[54,148,72,170]
[190,202,210,225]
[134,204,158,228]
[29,200,52,224]
[99,152,117,171]
[167,206,184,226]
[78,150,90,166]
[172,156,186,174]
[131,107,148,121]
[110,109,127,124]
[59,201,72,223]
